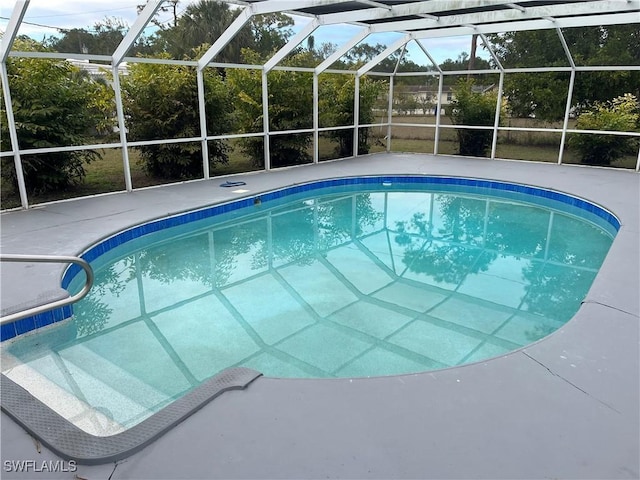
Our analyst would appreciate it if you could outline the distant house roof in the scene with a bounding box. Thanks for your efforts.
[66,59,128,77]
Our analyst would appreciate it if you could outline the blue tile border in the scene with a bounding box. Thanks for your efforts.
[2,175,620,342]
[1,323,16,342]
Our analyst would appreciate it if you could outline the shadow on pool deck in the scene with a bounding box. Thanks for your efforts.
[1,153,638,479]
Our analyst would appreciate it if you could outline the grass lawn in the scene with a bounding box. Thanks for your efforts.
[387,138,637,168]
[1,146,260,209]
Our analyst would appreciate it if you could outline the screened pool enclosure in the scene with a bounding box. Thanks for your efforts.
[1,0,639,210]
[1,2,640,474]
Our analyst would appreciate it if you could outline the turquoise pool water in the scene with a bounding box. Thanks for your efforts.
[3,179,616,429]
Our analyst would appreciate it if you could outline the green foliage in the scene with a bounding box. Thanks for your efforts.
[439,52,493,85]
[502,72,570,120]
[228,48,383,165]
[319,75,384,157]
[490,30,572,121]
[340,43,386,67]
[1,38,112,194]
[441,53,482,71]
[490,25,640,120]
[150,1,292,61]
[121,59,233,179]
[332,42,432,77]
[226,50,314,168]
[47,3,295,62]
[153,1,249,61]
[450,79,500,157]
[45,17,153,58]
[569,94,639,166]
[248,13,294,58]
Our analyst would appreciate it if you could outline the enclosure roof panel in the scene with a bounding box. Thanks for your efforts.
[3,0,639,72]
[236,0,639,73]
[243,0,638,29]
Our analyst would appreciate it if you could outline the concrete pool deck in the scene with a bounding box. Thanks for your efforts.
[1,153,639,479]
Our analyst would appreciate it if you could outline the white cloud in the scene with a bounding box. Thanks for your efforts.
[418,37,492,64]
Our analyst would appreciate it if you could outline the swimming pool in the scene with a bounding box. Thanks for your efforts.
[1,175,618,441]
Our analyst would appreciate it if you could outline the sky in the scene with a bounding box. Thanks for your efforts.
[1,0,491,66]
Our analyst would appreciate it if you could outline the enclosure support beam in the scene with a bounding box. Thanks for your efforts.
[262,71,271,170]
[264,19,320,73]
[366,0,640,34]
[111,67,132,192]
[558,69,576,165]
[556,26,576,69]
[197,70,210,179]
[109,0,163,191]
[557,27,576,165]
[414,40,442,73]
[478,32,503,71]
[410,12,637,40]
[387,76,394,152]
[357,35,413,77]
[481,28,504,160]
[315,28,371,75]
[1,62,28,209]
[1,0,30,209]
[490,71,505,159]
[393,44,407,75]
[112,0,163,66]
[434,73,444,155]
[313,74,319,163]
[319,0,540,25]
[353,75,361,157]
[0,0,29,63]
[251,0,354,15]
[198,8,253,70]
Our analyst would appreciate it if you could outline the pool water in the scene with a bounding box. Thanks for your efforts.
[2,182,615,430]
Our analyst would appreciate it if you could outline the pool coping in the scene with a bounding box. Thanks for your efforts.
[1,153,638,479]
[0,368,261,465]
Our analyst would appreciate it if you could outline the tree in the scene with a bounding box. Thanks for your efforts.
[489,25,640,120]
[450,78,500,157]
[319,75,384,157]
[149,1,292,61]
[440,52,491,72]
[153,0,247,60]
[501,71,570,120]
[46,17,153,58]
[249,13,294,58]
[336,42,433,83]
[120,56,233,179]
[568,93,639,166]
[440,52,492,85]
[341,43,386,67]
[226,50,314,168]
[1,38,113,194]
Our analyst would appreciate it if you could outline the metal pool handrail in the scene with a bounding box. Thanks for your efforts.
[0,254,94,325]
